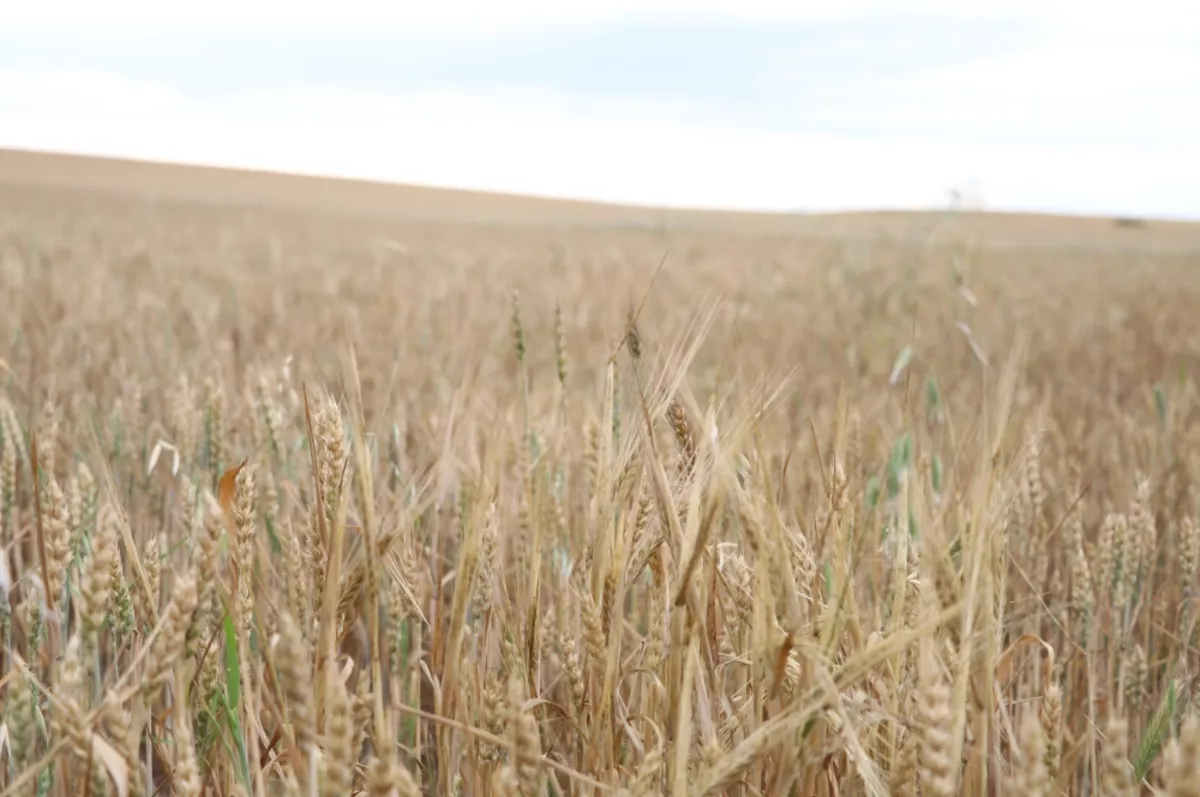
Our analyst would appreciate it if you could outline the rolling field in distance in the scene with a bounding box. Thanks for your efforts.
[2,148,1200,796]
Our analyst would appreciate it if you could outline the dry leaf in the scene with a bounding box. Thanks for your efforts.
[91,732,130,797]
[147,439,181,477]
[217,458,248,593]
[218,458,248,517]
[995,633,1055,691]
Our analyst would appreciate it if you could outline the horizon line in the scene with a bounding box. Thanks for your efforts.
[1,146,1192,225]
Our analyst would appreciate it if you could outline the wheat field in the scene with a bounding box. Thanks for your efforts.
[3,150,1200,797]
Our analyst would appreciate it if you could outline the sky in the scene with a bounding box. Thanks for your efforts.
[2,1,1199,218]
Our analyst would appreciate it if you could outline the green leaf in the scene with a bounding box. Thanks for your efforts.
[223,615,241,713]
[1155,384,1168,427]
[218,701,252,795]
[931,455,944,496]
[221,615,252,792]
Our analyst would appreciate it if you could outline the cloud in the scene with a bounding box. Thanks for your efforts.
[2,2,1198,217]
[6,0,1065,31]
[796,38,1200,148]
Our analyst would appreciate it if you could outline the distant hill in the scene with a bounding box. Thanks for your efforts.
[2,148,1198,248]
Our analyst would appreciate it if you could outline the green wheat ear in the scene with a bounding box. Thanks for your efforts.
[511,289,526,364]
[1154,383,1168,427]
[886,434,911,501]
[926,376,942,425]
[554,301,567,387]
[1134,679,1177,782]
[865,475,881,510]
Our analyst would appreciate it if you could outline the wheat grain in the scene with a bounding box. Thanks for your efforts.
[141,569,199,699]
[1161,714,1200,797]
[1009,708,1051,797]
[1101,716,1135,797]
[321,666,354,797]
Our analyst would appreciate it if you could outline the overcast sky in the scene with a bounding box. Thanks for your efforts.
[2,1,1198,217]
